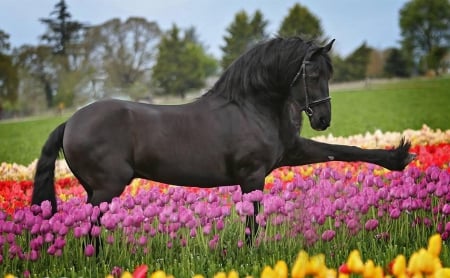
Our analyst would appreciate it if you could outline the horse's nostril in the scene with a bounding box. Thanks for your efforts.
[320,117,328,125]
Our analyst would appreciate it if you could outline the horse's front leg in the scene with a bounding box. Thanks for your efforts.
[239,168,266,246]
[281,137,415,171]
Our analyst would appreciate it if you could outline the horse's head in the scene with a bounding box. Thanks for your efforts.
[289,40,334,131]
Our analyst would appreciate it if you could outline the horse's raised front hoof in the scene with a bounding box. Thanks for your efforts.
[389,138,416,171]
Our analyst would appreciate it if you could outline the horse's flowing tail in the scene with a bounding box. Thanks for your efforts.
[32,122,66,214]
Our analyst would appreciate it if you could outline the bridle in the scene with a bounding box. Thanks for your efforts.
[289,60,331,117]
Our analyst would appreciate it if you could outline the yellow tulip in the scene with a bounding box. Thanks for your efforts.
[120,271,133,278]
[375,266,384,278]
[4,275,16,278]
[323,269,337,278]
[214,272,227,278]
[308,254,326,275]
[228,270,239,278]
[391,255,407,276]
[192,275,205,278]
[291,251,309,278]
[362,259,375,278]
[346,250,364,273]
[435,268,450,278]
[427,234,442,257]
[408,248,435,274]
[260,266,276,278]
[150,270,167,278]
[274,260,288,278]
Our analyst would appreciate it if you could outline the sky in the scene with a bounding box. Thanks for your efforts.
[1,0,409,58]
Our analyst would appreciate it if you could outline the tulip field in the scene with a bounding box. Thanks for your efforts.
[0,122,449,277]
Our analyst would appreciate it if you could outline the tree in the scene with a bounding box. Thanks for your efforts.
[0,30,19,114]
[384,48,410,77]
[15,45,57,108]
[152,25,217,98]
[278,3,324,40]
[37,0,89,108]
[84,17,161,95]
[221,10,268,70]
[0,30,10,52]
[40,0,86,58]
[331,42,372,82]
[399,0,450,74]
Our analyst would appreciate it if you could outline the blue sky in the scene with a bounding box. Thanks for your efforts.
[1,0,409,58]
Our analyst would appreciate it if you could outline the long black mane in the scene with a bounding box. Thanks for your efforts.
[203,37,333,104]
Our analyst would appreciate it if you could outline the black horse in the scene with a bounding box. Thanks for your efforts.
[32,37,415,242]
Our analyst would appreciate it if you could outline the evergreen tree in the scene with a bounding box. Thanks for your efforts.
[152,25,217,99]
[331,42,372,82]
[278,3,324,40]
[345,42,372,81]
[384,48,410,77]
[220,10,268,70]
[0,30,10,53]
[38,0,87,107]
[40,0,86,57]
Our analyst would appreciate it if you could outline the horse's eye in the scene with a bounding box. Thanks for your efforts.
[308,74,320,81]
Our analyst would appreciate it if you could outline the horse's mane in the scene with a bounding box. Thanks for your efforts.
[203,37,333,105]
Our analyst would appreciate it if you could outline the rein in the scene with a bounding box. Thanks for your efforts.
[290,60,331,117]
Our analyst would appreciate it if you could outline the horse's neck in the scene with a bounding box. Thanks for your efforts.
[279,100,303,147]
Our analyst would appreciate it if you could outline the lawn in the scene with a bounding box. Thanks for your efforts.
[0,76,449,165]
[302,76,450,138]
[0,116,68,165]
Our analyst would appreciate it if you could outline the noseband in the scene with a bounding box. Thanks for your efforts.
[290,60,331,117]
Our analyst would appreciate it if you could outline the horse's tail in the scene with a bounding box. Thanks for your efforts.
[32,122,66,214]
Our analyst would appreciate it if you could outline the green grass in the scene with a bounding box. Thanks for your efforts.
[0,77,449,165]
[0,116,68,165]
[301,76,450,138]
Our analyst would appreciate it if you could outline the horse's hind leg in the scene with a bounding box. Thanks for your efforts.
[88,167,134,206]
[80,164,134,255]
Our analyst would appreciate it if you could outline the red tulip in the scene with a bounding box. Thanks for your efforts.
[132,264,148,278]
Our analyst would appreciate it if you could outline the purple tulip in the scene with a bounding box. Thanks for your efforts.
[54,237,66,249]
[321,229,336,241]
[237,240,244,248]
[41,201,53,219]
[44,232,54,243]
[47,244,56,256]
[84,244,95,257]
[166,241,173,249]
[236,201,254,216]
[389,208,401,219]
[138,235,147,246]
[99,202,109,213]
[216,219,224,231]
[445,222,450,233]
[364,219,379,231]
[304,229,318,246]
[209,235,219,249]
[442,204,450,215]
[90,225,101,237]
[28,250,39,261]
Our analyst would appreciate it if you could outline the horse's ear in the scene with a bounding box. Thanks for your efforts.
[322,39,335,53]
[307,39,335,59]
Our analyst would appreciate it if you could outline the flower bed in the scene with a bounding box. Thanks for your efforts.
[0,125,449,277]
